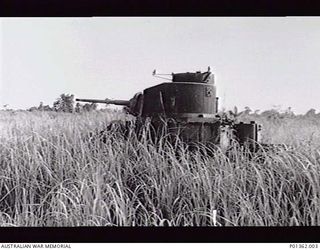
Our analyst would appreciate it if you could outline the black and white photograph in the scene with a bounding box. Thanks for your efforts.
[1,17,320,241]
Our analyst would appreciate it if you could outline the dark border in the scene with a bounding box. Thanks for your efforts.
[1,0,320,245]
[2,0,320,17]
[0,227,319,243]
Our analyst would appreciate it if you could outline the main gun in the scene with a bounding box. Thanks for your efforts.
[76,93,143,116]
[75,98,130,107]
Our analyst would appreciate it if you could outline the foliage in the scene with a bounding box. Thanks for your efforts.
[53,94,75,113]
[75,102,98,113]
[28,102,53,112]
[26,94,99,113]
[0,110,320,226]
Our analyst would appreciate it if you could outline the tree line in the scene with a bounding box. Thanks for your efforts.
[24,94,320,119]
[28,94,98,113]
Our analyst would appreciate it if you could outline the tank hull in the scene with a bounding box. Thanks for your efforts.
[149,117,222,146]
[140,117,258,150]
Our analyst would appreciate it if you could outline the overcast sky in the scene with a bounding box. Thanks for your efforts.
[1,17,320,114]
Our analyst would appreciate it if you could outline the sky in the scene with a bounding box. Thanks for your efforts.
[1,17,320,114]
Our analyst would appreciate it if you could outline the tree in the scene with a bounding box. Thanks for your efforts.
[37,102,52,111]
[75,103,82,113]
[284,107,295,117]
[53,94,75,113]
[305,108,316,118]
[27,101,52,112]
[261,109,281,121]
[254,109,260,115]
[82,103,97,112]
[74,102,97,113]
[27,106,38,112]
[244,106,252,115]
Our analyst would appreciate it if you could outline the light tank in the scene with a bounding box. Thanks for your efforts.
[76,68,259,150]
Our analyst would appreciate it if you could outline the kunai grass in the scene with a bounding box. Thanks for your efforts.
[0,110,320,226]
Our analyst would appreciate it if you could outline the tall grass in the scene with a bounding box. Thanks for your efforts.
[0,110,320,226]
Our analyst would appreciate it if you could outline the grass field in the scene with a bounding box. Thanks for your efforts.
[0,110,320,226]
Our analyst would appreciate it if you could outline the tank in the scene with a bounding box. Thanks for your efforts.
[76,68,259,150]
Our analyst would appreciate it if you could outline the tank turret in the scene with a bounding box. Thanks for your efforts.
[142,69,217,119]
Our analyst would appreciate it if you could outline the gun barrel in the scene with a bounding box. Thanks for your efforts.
[76,98,130,106]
